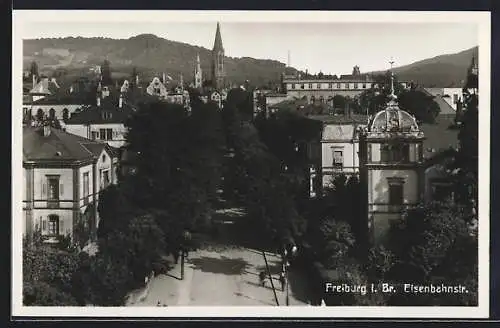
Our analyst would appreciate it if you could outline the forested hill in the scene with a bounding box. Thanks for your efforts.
[371,46,479,88]
[23,34,298,87]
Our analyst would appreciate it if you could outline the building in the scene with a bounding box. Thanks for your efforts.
[23,125,118,244]
[29,76,60,102]
[64,95,134,149]
[358,72,425,244]
[194,53,203,89]
[211,22,225,90]
[23,95,87,126]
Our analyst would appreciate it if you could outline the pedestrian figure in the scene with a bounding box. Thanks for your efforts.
[279,271,286,292]
[259,271,266,287]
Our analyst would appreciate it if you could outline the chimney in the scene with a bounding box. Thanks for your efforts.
[119,94,123,108]
[43,125,51,137]
[32,74,36,89]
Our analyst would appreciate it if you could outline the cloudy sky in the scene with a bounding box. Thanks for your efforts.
[18,12,479,75]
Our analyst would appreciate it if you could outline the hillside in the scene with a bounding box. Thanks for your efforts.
[23,35,478,89]
[23,34,297,88]
[371,46,479,87]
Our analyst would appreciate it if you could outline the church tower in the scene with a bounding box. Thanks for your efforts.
[211,22,225,90]
[194,53,203,89]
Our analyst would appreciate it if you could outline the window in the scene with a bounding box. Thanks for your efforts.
[49,108,55,119]
[100,169,110,189]
[99,128,113,140]
[332,149,343,169]
[47,215,60,236]
[46,175,60,208]
[91,131,99,140]
[328,83,333,89]
[388,183,404,206]
[101,112,113,120]
[354,83,358,89]
[337,83,341,89]
[106,129,113,140]
[453,94,459,104]
[83,172,90,204]
[317,83,321,89]
[300,84,305,89]
[309,83,313,89]
[291,84,296,90]
[362,83,366,89]
[345,83,350,89]
[381,143,410,163]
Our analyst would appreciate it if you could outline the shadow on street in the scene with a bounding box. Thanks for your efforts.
[187,256,250,275]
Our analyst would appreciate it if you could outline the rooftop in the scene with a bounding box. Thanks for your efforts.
[65,99,135,125]
[23,126,110,163]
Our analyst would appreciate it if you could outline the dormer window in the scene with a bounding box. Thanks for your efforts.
[101,112,112,120]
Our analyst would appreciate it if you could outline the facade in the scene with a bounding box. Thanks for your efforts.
[23,125,118,244]
[64,96,135,149]
[211,22,225,90]
[23,96,86,126]
[358,73,425,244]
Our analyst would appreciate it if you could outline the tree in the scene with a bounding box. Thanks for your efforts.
[386,201,478,305]
[359,73,440,123]
[101,59,112,86]
[23,233,82,305]
[398,89,440,124]
[29,61,39,79]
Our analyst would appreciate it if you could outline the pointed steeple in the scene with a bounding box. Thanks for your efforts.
[196,53,201,71]
[213,22,224,51]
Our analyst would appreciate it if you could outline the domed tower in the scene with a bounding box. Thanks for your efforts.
[358,68,425,245]
[211,22,225,90]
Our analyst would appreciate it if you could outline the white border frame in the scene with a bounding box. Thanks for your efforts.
[12,10,491,319]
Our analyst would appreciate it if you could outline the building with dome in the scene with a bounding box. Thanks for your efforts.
[358,70,425,244]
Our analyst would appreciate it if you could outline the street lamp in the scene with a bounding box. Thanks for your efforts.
[180,230,191,280]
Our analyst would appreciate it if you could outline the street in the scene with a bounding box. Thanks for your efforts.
[126,246,311,306]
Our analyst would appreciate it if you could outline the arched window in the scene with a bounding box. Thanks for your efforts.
[48,214,60,236]
[49,108,55,119]
[62,108,69,121]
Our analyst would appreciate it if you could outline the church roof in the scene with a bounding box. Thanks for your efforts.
[65,99,135,125]
[213,22,224,51]
[369,101,419,133]
[30,78,59,95]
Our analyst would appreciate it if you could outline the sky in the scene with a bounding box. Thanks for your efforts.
[20,18,478,75]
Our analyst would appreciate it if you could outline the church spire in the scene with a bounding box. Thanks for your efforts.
[213,22,224,52]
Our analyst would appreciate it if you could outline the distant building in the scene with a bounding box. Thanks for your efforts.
[211,22,226,90]
[23,125,118,244]
[194,53,203,89]
[29,76,60,102]
[64,95,135,149]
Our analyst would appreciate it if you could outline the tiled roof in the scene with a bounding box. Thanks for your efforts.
[308,114,369,124]
[65,99,135,125]
[26,94,88,106]
[23,126,108,163]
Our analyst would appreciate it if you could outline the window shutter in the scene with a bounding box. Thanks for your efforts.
[42,218,47,232]
[42,183,46,198]
[60,183,64,196]
[59,220,64,234]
